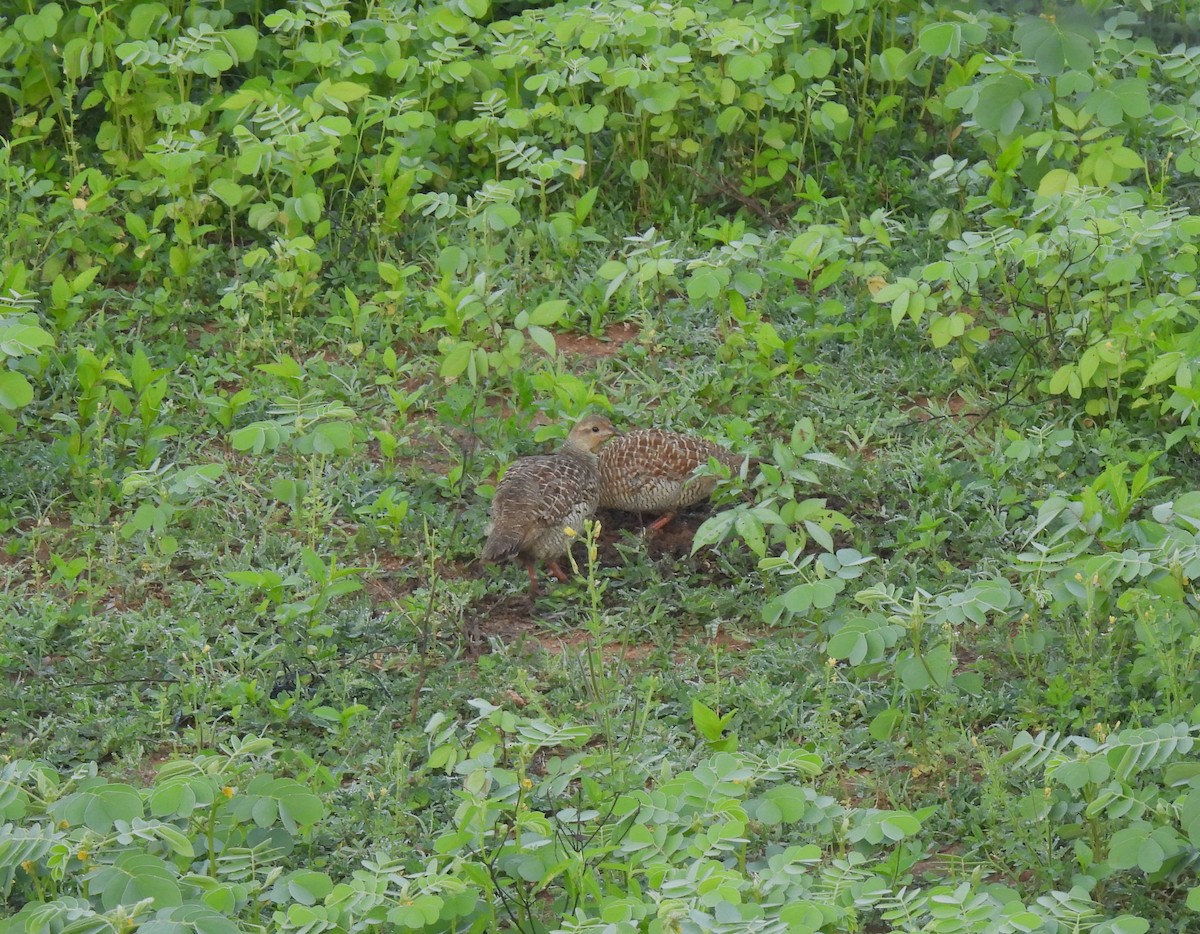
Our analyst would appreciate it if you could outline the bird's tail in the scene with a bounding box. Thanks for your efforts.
[481,524,523,562]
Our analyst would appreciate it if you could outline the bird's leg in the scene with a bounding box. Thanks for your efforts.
[522,558,540,596]
[646,513,675,534]
[546,560,570,582]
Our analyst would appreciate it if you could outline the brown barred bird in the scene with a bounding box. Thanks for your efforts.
[482,415,618,595]
[598,428,756,533]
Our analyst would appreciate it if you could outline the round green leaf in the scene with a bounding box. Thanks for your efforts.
[0,372,34,410]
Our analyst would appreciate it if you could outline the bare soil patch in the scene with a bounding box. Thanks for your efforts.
[550,322,639,358]
[907,393,984,424]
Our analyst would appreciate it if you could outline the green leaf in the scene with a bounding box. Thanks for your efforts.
[0,323,53,357]
[1048,364,1074,395]
[93,852,182,910]
[53,782,144,832]
[485,203,520,231]
[246,777,326,833]
[919,22,962,58]
[717,106,745,134]
[149,778,201,819]
[1014,15,1095,77]
[783,583,814,615]
[526,299,568,327]
[1108,824,1150,870]
[734,510,766,557]
[311,421,353,455]
[574,186,599,222]
[223,25,259,62]
[440,341,473,380]
[811,579,842,609]
[869,707,903,741]
[755,785,810,824]
[1038,168,1079,195]
[974,75,1029,136]
[692,699,726,742]
[291,192,323,224]
[692,509,738,553]
[803,520,833,552]
[1078,346,1100,385]
[828,626,871,665]
[282,870,334,906]
[1141,352,1183,389]
[527,325,556,356]
[0,372,34,410]
[209,178,244,207]
[687,266,727,302]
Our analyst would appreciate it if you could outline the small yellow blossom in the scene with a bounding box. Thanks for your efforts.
[222,786,235,799]
[563,526,577,538]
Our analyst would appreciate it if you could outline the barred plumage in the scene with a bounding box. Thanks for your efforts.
[482,415,618,594]
[598,428,755,533]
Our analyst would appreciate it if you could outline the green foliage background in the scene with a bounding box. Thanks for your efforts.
[4,0,1200,931]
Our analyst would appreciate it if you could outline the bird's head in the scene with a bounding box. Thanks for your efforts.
[565,414,619,453]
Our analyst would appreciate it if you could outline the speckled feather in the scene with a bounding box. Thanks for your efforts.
[482,451,600,562]
[481,415,617,592]
[598,429,750,515]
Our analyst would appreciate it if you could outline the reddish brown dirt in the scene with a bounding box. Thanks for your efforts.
[121,747,179,786]
[907,393,984,424]
[184,321,223,348]
[549,322,639,358]
[462,587,770,664]
[456,504,748,658]
[364,502,719,601]
[592,506,703,559]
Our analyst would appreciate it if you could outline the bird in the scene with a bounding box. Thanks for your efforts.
[482,414,619,595]
[598,428,757,533]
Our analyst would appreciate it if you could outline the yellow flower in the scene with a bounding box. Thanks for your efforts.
[222,786,235,799]
[563,526,577,538]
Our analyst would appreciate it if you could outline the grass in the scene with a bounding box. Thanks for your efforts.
[5,0,1200,928]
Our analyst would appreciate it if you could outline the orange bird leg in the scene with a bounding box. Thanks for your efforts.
[546,560,570,582]
[521,558,540,596]
[646,513,675,534]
